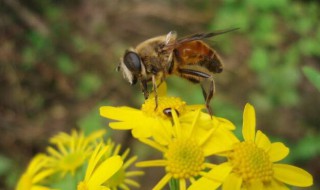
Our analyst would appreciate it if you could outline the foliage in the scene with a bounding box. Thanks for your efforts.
[303,66,320,92]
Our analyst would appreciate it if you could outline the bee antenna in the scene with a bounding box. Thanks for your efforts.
[206,28,240,38]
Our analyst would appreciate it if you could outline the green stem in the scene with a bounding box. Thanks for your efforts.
[169,178,179,190]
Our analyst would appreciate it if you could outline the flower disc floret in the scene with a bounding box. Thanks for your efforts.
[165,138,205,179]
[141,97,186,119]
[228,141,273,183]
[46,129,105,176]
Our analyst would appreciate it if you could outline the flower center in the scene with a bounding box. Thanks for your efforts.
[164,138,205,179]
[228,141,273,183]
[59,152,86,172]
[141,97,186,119]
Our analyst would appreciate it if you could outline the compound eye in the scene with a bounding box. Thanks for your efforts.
[123,51,142,74]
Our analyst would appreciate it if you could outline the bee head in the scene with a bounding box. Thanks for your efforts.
[118,50,145,85]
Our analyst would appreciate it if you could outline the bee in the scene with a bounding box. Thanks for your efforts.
[117,28,238,115]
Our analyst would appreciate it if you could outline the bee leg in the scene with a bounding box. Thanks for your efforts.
[140,80,149,99]
[152,75,158,110]
[201,85,207,102]
[201,77,215,117]
[156,75,166,89]
[178,68,215,116]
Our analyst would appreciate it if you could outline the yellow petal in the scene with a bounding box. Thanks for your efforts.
[185,104,206,112]
[27,154,48,175]
[85,143,105,180]
[181,111,210,131]
[265,179,290,190]
[32,169,56,184]
[87,156,123,187]
[136,160,167,167]
[152,119,173,145]
[222,173,242,190]
[186,109,202,139]
[188,176,221,190]
[202,128,239,156]
[268,142,289,162]
[273,164,313,187]
[109,122,135,130]
[131,124,153,138]
[179,179,186,190]
[255,130,271,151]
[242,103,256,142]
[32,186,55,190]
[153,174,172,190]
[216,117,236,130]
[98,187,110,190]
[110,121,153,138]
[16,174,32,190]
[86,130,106,142]
[100,106,143,121]
[138,138,167,153]
[207,163,232,181]
[172,109,182,139]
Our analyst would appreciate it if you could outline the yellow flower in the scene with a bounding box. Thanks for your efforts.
[189,103,313,190]
[77,143,123,190]
[135,109,237,190]
[99,83,203,139]
[16,154,55,190]
[106,144,144,190]
[46,129,106,176]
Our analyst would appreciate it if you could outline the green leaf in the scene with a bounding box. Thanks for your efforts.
[212,6,250,31]
[251,15,280,46]
[289,134,320,162]
[78,103,108,135]
[248,48,268,72]
[244,0,288,10]
[51,172,78,189]
[27,31,52,51]
[302,66,320,92]
[299,38,320,56]
[0,155,12,175]
[76,74,102,99]
[56,55,76,75]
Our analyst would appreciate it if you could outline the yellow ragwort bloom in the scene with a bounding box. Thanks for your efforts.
[106,144,144,190]
[135,108,237,190]
[46,129,106,176]
[16,154,55,190]
[77,143,123,190]
[189,103,313,190]
[100,83,203,139]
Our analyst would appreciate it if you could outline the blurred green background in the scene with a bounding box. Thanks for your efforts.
[1,0,319,189]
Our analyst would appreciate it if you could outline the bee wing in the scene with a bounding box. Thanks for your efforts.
[165,31,177,45]
[176,28,239,45]
[160,31,178,52]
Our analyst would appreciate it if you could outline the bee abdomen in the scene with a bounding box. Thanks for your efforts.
[201,55,223,73]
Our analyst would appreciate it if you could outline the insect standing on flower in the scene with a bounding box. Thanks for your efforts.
[117,28,238,115]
